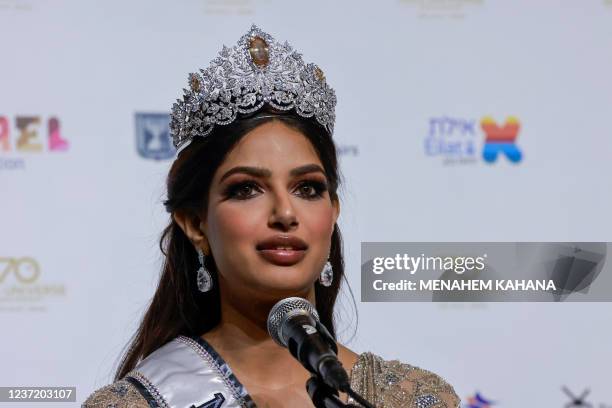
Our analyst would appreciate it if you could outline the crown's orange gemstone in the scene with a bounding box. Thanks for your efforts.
[190,74,201,92]
[248,36,269,67]
[314,66,325,82]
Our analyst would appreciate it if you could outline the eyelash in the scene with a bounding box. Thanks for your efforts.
[224,179,328,201]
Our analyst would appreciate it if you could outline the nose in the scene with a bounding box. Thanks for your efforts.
[268,191,298,231]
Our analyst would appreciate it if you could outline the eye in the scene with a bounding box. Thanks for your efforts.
[295,180,328,200]
[224,179,329,201]
[224,181,262,200]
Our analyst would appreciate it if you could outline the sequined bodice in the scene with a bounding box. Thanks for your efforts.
[83,338,460,408]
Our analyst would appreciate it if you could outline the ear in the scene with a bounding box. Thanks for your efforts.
[331,198,340,226]
[173,210,211,255]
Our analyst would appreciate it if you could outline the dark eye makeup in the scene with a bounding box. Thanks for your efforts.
[223,178,328,201]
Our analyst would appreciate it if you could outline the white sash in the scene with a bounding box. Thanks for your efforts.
[126,335,256,408]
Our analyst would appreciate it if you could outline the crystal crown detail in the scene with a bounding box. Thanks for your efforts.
[170,25,337,150]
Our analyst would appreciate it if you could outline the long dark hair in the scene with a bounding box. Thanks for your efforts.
[115,108,350,380]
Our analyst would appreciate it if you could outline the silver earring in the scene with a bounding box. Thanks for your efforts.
[319,260,333,287]
[196,247,213,292]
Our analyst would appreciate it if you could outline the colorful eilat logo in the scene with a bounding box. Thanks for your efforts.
[463,392,495,408]
[0,115,69,152]
[480,116,522,163]
[424,115,524,165]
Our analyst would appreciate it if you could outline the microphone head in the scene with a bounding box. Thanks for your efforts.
[267,297,320,347]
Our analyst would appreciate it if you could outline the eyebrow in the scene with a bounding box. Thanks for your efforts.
[219,164,326,183]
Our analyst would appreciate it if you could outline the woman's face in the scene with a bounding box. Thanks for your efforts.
[202,120,339,299]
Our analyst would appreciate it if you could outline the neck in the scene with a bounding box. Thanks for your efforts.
[201,278,318,387]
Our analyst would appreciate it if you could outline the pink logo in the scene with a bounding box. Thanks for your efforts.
[0,115,69,152]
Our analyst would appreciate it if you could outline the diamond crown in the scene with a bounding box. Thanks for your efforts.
[170,24,337,150]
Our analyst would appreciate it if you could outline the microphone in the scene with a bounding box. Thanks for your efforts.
[266,297,350,392]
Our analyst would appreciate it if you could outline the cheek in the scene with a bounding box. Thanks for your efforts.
[301,203,335,238]
[207,199,335,255]
[208,204,263,247]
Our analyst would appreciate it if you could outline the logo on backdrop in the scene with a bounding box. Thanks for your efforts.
[399,0,484,19]
[0,115,69,171]
[462,392,495,408]
[481,116,522,163]
[561,386,599,408]
[424,116,523,165]
[135,112,360,160]
[135,113,174,161]
[0,256,67,313]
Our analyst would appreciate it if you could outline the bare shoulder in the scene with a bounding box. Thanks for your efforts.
[336,344,361,404]
[82,379,150,408]
[349,352,460,408]
[337,343,360,373]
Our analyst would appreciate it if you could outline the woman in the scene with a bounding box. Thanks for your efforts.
[84,25,459,408]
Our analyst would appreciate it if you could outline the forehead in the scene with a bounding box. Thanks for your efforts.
[218,121,322,172]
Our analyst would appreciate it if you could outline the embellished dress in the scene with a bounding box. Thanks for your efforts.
[83,335,459,408]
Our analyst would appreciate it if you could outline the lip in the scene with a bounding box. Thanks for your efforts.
[256,235,308,266]
[257,248,307,266]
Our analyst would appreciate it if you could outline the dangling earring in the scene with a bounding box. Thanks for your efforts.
[196,247,213,292]
[319,259,333,287]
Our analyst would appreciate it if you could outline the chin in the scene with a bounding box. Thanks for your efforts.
[254,274,315,296]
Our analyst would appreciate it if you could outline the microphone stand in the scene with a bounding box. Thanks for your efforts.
[305,321,376,408]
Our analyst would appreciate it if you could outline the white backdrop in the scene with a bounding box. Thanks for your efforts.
[1,0,612,406]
